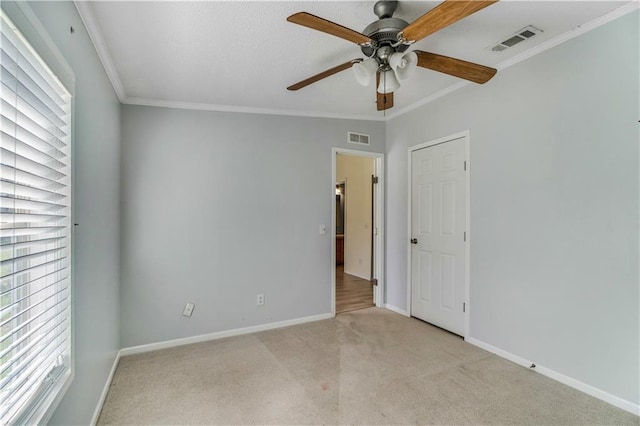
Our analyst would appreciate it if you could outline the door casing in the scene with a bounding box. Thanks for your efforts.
[331,148,385,316]
[407,130,471,338]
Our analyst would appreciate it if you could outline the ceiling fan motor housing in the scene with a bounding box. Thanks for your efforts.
[361,16,410,61]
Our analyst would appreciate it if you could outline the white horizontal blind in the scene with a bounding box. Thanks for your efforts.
[0,10,72,425]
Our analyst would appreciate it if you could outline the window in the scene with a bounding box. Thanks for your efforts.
[1,9,72,424]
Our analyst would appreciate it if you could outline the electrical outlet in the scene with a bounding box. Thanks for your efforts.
[256,294,265,306]
[182,302,195,317]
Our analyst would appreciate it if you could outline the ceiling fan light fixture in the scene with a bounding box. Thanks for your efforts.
[353,58,379,86]
[377,69,400,94]
[389,51,418,80]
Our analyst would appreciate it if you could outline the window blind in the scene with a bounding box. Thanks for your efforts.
[0,10,72,425]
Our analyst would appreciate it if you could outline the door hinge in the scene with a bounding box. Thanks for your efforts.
[463,302,466,313]
[464,231,466,242]
[371,278,378,286]
[464,161,467,171]
[372,175,379,184]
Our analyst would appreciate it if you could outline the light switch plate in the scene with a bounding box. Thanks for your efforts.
[182,302,195,317]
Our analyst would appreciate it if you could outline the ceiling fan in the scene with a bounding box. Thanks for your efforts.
[286,0,499,111]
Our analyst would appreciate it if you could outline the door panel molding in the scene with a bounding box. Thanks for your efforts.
[407,130,471,338]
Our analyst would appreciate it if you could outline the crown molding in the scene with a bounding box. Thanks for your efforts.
[494,0,639,73]
[385,80,470,120]
[74,1,126,102]
[385,1,639,121]
[124,97,386,122]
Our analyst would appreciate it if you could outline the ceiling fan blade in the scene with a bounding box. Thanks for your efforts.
[415,50,497,84]
[401,1,498,43]
[377,92,394,111]
[287,59,361,91]
[287,12,372,45]
[376,74,394,111]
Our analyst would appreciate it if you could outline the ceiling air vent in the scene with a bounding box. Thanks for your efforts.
[489,25,543,53]
[348,131,370,146]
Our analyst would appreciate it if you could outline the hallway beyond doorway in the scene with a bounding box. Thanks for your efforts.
[336,265,373,314]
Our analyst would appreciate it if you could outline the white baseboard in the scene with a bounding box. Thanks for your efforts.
[465,337,532,368]
[466,337,640,417]
[385,303,410,317]
[90,350,121,426]
[119,312,334,356]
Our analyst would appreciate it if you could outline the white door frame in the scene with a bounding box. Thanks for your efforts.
[407,130,471,337]
[331,148,385,315]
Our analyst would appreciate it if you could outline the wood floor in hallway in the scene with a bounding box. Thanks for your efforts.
[336,265,374,314]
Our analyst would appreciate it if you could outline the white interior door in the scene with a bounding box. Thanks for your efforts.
[410,137,466,335]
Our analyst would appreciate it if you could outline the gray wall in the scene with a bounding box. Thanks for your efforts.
[21,2,122,424]
[385,12,639,405]
[120,106,384,347]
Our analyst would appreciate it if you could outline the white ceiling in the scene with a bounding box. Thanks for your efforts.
[80,1,633,120]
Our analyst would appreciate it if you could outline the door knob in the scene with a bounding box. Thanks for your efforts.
[411,238,418,244]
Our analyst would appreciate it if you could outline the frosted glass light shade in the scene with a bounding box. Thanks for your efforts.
[353,58,379,87]
[377,69,401,94]
[389,51,418,80]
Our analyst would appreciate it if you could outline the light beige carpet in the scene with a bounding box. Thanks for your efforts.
[98,308,638,425]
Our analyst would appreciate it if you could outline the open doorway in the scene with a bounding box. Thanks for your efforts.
[331,148,384,315]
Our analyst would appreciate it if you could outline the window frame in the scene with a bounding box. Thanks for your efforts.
[1,1,75,424]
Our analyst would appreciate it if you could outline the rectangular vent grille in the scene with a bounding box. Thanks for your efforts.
[489,25,543,53]
[348,131,370,146]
